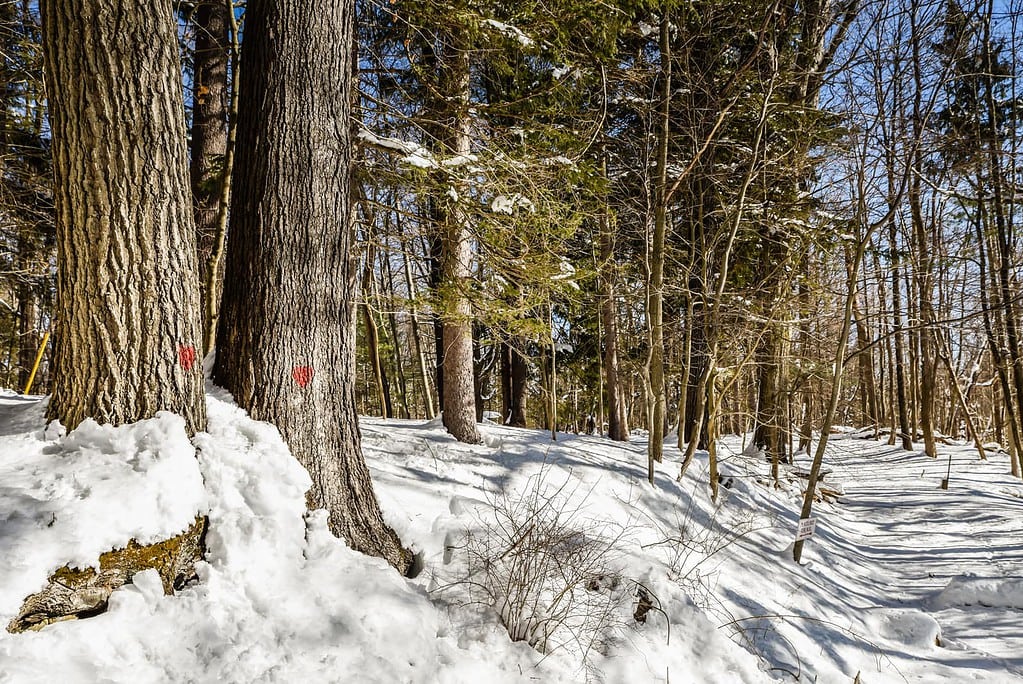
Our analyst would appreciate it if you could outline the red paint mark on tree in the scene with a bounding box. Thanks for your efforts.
[178,344,197,371]
[292,366,314,388]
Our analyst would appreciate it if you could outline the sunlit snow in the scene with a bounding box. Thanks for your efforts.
[1,388,1022,682]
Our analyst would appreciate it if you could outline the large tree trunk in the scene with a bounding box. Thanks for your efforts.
[33,0,207,628]
[439,224,480,442]
[213,0,410,572]
[754,261,791,464]
[43,0,206,435]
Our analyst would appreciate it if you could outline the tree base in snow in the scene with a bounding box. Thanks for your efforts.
[7,516,206,633]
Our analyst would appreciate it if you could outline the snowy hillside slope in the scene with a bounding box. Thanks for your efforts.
[1,388,1021,682]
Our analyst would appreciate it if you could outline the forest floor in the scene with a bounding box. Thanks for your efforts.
[1,387,1021,683]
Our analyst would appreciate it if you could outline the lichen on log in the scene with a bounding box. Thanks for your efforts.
[7,516,206,633]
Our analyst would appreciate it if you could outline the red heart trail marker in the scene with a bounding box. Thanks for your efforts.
[292,366,314,388]
[178,344,197,371]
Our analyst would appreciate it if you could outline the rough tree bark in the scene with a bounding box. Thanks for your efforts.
[213,0,411,573]
[25,0,207,630]
[43,0,206,434]
[190,0,229,343]
[433,26,481,445]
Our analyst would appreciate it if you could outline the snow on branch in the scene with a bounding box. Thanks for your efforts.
[357,128,478,171]
[481,19,534,47]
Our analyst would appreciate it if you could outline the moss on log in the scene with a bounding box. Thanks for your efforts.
[7,516,206,633]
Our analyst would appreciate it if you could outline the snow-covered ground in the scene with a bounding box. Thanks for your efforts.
[1,387,1021,682]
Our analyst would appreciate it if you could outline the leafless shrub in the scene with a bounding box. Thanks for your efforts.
[447,469,635,667]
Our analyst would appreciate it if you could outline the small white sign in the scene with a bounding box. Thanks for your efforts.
[796,517,817,541]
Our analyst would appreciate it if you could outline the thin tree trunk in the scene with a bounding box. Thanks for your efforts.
[681,75,774,482]
[793,217,877,563]
[977,198,1023,477]
[982,21,1023,467]
[202,0,239,354]
[677,297,693,448]
[706,370,720,501]
[647,12,670,467]
[906,264,920,444]
[190,0,229,345]
[600,196,628,442]
[15,258,38,391]
[383,253,411,419]
[360,239,391,418]
[798,277,815,452]
[402,242,434,419]
[866,236,888,428]
[908,29,938,455]
[890,216,913,451]
[509,340,527,426]
[936,333,986,461]
[472,323,485,423]
[853,299,878,425]
[500,342,512,423]
[429,234,444,411]
[549,301,557,441]
[874,236,897,444]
